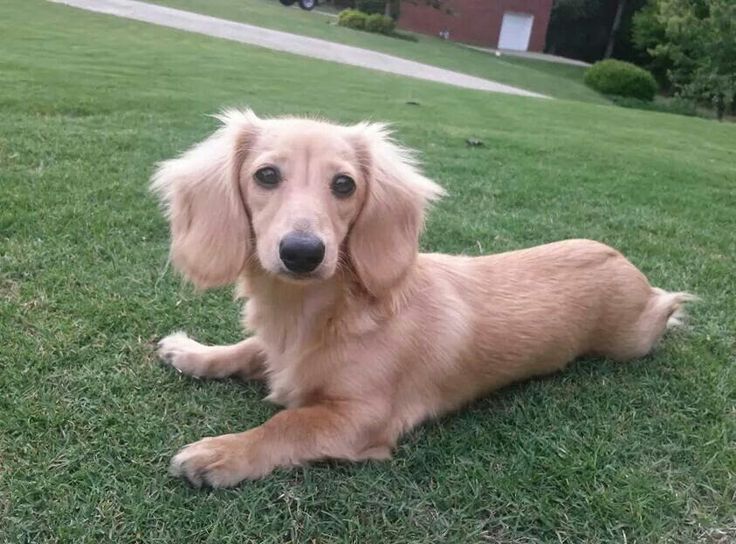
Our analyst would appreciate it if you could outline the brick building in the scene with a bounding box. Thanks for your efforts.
[397,0,553,53]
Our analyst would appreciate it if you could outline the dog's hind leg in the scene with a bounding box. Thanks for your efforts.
[157,333,266,380]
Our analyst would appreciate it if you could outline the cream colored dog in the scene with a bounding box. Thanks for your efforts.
[152,109,692,488]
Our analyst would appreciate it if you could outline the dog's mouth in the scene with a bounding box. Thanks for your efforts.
[276,267,325,283]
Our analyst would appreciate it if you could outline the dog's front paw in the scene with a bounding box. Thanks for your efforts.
[169,431,271,488]
[157,332,209,377]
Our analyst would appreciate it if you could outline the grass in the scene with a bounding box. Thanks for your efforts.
[2,0,735,542]
[150,0,607,104]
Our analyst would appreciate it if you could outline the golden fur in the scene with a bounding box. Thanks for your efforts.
[152,110,692,488]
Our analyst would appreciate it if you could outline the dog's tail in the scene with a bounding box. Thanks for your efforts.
[651,288,698,329]
[609,287,697,362]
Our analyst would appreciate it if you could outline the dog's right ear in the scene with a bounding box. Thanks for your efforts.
[151,110,260,289]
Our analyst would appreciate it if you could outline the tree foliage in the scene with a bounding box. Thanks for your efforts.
[634,0,736,118]
[632,1,673,86]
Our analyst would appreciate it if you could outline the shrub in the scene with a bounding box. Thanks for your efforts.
[584,59,659,101]
[338,9,368,30]
[391,31,418,42]
[339,9,396,35]
[364,13,395,34]
[356,0,385,15]
[608,95,700,117]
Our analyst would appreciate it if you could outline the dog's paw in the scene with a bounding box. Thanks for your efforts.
[169,432,269,488]
[157,332,208,377]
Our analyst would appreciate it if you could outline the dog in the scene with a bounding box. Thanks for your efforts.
[152,109,693,488]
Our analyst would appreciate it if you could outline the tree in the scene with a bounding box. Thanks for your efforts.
[636,0,736,118]
[546,0,647,62]
[604,0,627,58]
[384,0,400,19]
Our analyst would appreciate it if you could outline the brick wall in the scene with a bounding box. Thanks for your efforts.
[398,0,552,52]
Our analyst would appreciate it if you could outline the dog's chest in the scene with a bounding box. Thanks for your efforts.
[264,358,304,407]
[244,296,336,408]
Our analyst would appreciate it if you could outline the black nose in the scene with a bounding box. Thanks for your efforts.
[279,232,325,274]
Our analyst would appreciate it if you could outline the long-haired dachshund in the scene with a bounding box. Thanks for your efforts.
[152,110,693,488]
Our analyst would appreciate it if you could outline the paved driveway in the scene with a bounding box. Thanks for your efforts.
[50,0,549,99]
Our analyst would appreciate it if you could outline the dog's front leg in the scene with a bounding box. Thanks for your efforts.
[169,402,389,487]
[157,334,266,380]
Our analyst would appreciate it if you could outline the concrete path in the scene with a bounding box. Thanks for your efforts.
[50,0,549,99]
[465,45,591,68]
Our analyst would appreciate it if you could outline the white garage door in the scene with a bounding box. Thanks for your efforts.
[498,12,534,51]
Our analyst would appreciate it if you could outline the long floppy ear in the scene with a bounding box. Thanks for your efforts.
[348,123,445,296]
[151,109,260,289]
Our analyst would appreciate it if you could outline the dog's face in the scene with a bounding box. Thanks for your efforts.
[243,121,366,282]
[152,110,444,295]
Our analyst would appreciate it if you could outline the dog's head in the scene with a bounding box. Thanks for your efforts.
[151,110,444,296]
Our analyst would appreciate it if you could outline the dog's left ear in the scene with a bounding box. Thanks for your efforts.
[347,123,445,297]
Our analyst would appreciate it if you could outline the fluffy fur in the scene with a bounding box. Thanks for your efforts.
[152,109,693,488]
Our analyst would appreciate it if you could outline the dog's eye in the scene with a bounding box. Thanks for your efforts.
[254,166,281,188]
[331,175,356,198]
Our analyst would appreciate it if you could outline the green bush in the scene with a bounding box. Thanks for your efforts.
[339,9,395,35]
[356,0,385,15]
[584,59,659,101]
[364,13,395,34]
[338,9,368,30]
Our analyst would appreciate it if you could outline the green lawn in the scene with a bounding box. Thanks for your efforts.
[151,0,606,104]
[2,0,735,542]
